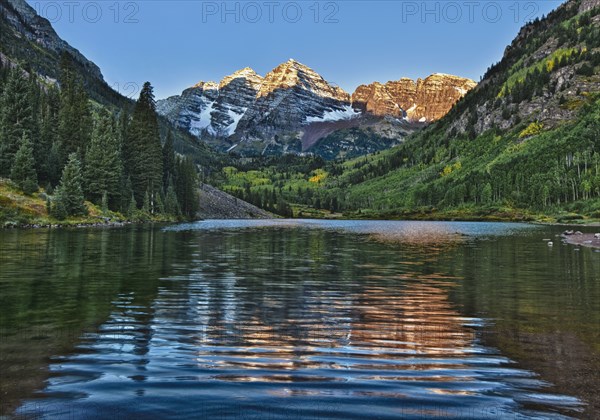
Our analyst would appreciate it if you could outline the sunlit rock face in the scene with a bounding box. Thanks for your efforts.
[352,74,477,123]
[235,59,354,138]
[157,59,354,140]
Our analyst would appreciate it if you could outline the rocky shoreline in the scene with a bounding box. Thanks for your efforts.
[2,218,136,230]
[560,230,600,249]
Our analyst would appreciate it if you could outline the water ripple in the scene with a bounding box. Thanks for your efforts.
[10,222,588,419]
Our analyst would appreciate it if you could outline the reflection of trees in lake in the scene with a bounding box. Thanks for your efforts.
[447,234,600,417]
[0,227,182,415]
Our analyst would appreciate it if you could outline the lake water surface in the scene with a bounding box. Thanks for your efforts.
[0,220,599,419]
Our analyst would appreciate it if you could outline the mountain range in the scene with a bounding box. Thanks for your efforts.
[157,61,475,158]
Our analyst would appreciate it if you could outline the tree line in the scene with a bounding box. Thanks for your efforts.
[0,55,199,220]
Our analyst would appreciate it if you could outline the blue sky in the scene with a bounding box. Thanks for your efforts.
[28,1,563,99]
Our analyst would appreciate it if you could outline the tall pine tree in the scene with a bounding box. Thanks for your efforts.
[57,55,91,163]
[162,130,176,189]
[53,153,87,217]
[10,133,38,195]
[175,156,199,219]
[125,82,163,212]
[0,68,33,176]
[165,177,180,216]
[37,86,60,185]
[84,109,123,207]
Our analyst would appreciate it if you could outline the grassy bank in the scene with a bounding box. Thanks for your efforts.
[291,202,600,225]
[0,179,176,228]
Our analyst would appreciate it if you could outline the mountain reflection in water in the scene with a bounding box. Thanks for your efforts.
[0,220,596,419]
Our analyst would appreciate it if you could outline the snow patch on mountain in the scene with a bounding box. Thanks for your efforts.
[305,105,361,124]
[188,99,216,136]
[224,108,246,136]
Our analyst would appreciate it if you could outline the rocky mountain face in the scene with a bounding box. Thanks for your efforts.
[158,68,267,139]
[352,75,477,123]
[0,0,129,107]
[158,59,357,156]
[446,0,600,137]
[236,60,353,135]
[157,61,474,158]
[0,0,103,80]
[158,81,220,137]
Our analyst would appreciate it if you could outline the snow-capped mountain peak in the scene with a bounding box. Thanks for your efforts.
[157,59,355,141]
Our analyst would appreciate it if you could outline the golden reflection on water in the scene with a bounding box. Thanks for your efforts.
[367,222,467,248]
[191,267,477,395]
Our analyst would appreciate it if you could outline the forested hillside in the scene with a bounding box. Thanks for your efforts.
[0,58,200,225]
[0,0,238,225]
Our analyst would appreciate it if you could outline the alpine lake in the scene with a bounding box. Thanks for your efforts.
[1,220,599,419]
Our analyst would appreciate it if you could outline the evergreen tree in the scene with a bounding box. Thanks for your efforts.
[155,190,165,214]
[53,153,87,217]
[174,156,199,219]
[101,191,109,214]
[0,68,33,176]
[125,82,163,209]
[27,71,42,153]
[127,193,137,217]
[165,178,180,216]
[36,86,60,185]
[142,189,151,214]
[57,55,91,162]
[50,194,68,220]
[46,142,62,187]
[84,110,123,207]
[276,197,292,218]
[162,130,176,189]
[10,133,38,194]
[120,175,134,214]
[119,109,131,166]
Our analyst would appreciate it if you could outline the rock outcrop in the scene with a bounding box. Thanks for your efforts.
[0,0,104,82]
[235,59,355,140]
[352,74,477,123]
[157,59,355,143]
[211,68,264,137]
